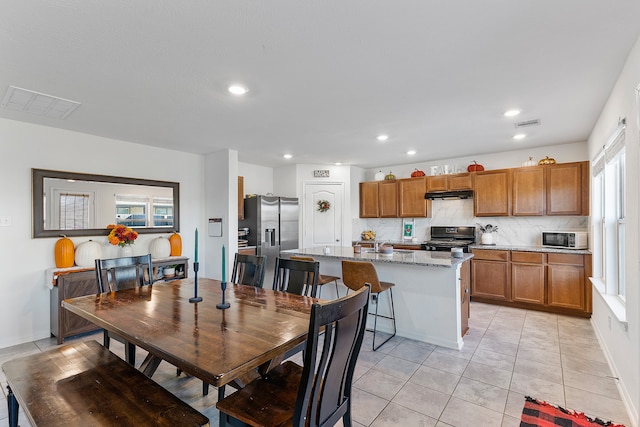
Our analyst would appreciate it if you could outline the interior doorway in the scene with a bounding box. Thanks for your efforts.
[302,182,344,249]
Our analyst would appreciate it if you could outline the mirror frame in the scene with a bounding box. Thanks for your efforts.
[33,168,180,238]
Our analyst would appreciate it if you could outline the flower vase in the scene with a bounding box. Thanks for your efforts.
[120,245,134,257]
[481,233,493,245]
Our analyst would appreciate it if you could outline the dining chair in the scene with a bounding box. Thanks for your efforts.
[290,255,341,298]
[94,254,153,365]
[216,284,370,427]
[231,253,267,288]
[341,260,397,351]
[272,257,320,298]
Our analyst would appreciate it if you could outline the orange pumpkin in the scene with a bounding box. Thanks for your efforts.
[54,236,75,268]
[169,233,182,256]
[467,161,485,172]
[411,168,426,177]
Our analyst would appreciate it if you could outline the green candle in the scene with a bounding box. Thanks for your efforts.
[194,228,198,263]
[222,245,226,282]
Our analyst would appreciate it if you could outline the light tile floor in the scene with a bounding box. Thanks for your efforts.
[0,302,632,426]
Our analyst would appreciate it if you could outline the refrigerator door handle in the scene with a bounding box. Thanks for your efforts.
[265,228,276,247]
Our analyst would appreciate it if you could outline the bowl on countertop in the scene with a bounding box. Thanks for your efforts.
[378,245,394,254]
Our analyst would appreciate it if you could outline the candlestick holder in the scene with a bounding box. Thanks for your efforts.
[189,262,202,303]
[216,280,230,309]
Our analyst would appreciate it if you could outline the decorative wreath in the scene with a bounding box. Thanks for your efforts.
[317,200,331,213]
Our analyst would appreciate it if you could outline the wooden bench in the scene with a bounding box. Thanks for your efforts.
[2,340,209,427]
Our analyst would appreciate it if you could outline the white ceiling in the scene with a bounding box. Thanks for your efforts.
[2,1,639,168]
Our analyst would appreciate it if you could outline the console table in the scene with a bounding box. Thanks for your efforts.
[49,256,189,344]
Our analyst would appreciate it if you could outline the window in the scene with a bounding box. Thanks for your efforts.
[58,193,90,230]
[591,121,626,303]
[115,195,148,227]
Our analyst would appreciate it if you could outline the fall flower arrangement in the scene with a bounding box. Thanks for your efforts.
[107,224,139,246]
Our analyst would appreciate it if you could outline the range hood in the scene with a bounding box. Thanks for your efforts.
[425,190,473,200]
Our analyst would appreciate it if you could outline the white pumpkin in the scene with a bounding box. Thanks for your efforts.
[149,236,171,259]
[74,240,103,267]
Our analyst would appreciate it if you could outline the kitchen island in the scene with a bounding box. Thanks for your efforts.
[281,246,473,350]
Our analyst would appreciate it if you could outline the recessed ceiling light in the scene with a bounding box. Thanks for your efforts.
[334,162,342,166]
[283,154,292,159]
[407,150,416,155]
[377,135,389,141]
[504,109,521,117]
[513,133,526,140]
[228,85,248,95]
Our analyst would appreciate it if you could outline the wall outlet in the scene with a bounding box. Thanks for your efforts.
[0,216,12,226]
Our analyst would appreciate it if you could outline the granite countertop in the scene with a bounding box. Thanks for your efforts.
[353,240,422,246]
[469,244,591,255]
[282,246,472,268]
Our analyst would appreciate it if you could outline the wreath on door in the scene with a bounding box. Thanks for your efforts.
[317,200,331,213]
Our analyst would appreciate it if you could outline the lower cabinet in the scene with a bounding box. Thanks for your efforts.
[50,257,189,344]
[471,249,591,317]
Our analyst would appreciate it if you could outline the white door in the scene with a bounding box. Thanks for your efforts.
[303,183,344,248]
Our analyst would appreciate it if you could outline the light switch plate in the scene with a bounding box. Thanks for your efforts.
[0,216,12,226]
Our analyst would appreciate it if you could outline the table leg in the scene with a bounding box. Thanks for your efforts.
[7,385,19,427]
[139,353,162,377]
[218,385,226,427]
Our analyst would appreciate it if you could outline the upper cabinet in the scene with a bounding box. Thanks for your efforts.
[512,161,589,216]
[473,169,511,216]
[359,178,430,218]
[426,172,472,192]
[546,162,589,216]
[398,177,430,217]
[238,176,245,220]
[359,181,380,218]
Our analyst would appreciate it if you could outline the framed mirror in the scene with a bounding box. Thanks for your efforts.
[33,168,180,238]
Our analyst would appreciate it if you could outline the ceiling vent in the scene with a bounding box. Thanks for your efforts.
[514,119,541,128]
[1,86,80,119]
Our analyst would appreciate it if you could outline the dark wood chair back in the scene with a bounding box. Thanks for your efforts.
[296,284,370,426]
[231,253,267,288]
[272,257,319,297]
[95,254,153,293]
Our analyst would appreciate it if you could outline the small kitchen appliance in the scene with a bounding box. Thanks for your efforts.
[421,226,476,252]
[542,231,588,249]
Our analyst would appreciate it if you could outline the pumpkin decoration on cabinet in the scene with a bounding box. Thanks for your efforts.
[74,240,103,267]
[538,156,557,165]
[54,235,75,268]
[149,236,171,259]
[467,161,485,172]
[374,170,385,181]
[410,168,426,177]
[169,233,182,256]
[384,171,396,180]
[522,156,537,167]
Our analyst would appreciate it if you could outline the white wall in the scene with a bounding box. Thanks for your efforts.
[587,34,640,424]
[0,118,206,348]
[238,162,273,196]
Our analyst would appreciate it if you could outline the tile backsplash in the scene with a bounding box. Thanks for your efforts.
[353,199,588,245]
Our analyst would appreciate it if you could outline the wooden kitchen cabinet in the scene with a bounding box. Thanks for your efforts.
[359,181,379,218]
[398,177,430,217]
[547,253,586,311]
[471,249,510,301]
[238,176,245,220]
[459,260,470,337]
[546,162,589,216]
[473,169,511,216]
[426,173,472,192]
[511,251,545,305]
[512,166,545,216]
[379,180,399,217]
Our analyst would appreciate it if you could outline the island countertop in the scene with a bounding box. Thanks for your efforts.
[281,246,473,268]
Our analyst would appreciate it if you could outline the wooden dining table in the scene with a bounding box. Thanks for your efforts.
[62,278,317,426]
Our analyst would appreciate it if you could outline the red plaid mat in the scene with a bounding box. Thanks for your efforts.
[521,396,625,427]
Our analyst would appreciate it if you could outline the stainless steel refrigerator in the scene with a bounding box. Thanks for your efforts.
[239,196,299,272]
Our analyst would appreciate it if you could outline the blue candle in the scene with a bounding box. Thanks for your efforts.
[222,245,226,282]
[194,228,198,263]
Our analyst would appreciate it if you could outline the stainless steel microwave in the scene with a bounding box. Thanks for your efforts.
[542,231,588,249]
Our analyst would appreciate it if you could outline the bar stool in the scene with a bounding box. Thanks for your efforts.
[290,255,341,298]
[341,260,396,351]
